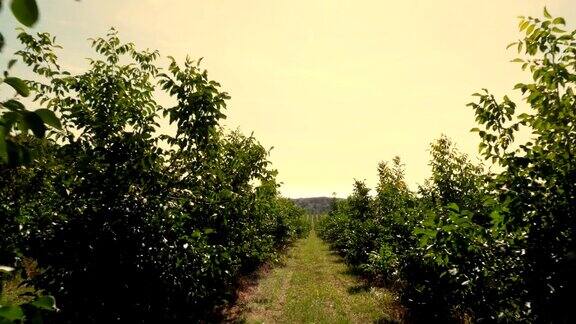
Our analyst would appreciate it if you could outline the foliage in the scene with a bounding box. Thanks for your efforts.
[1,0,60,166]
[318,8,575,322]
[467,7,576,321]
[1,1,60,322]
[0,29,308,322]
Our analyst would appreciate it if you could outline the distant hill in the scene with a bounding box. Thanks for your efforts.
[291,197,338,214]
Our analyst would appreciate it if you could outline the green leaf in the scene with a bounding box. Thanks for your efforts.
[191,229,202,239]
[413,227,437,238]
[517,113,530,120]
[7,59,17,69]
[23,111,46,137]
[10,0,39,27]
[553,17,566,25]
[0,305,25,321]
[34,108,61,130]
[543,7,552,19]
[30,295,56,310]
[490,210,503,225]
[447,203,460,212]
[4,77,30,97]
[478,142,487,152]
[0,112,18,131]
[2,99,25,111]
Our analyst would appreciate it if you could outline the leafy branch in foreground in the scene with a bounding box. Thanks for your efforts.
[1,1,59,322]
[0,0,60,166]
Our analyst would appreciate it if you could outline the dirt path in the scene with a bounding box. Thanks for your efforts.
[232,231,403,323]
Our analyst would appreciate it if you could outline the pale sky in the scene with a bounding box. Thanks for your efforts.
[1,0,575,197]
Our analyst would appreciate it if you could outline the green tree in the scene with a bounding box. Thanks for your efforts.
[468,7,575,322]
[0,29,307,322]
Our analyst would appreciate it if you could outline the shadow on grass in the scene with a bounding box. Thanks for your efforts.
[323,248,411,322]
[216,245,295,323]
[373,317,403,324]
[328,250,346,263]
[347,283,371,294]
[339,265,364,277]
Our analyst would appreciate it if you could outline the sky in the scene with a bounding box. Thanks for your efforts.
[1,0,575,197]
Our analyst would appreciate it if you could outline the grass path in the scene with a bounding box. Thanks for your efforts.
[233,231,402,323]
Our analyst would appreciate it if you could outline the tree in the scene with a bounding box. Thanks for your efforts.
[0,29,308,322]
[468,7,576,322]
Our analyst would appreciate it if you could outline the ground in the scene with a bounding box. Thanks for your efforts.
[228,231,404,323]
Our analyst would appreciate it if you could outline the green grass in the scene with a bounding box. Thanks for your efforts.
[236,231,403,323]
